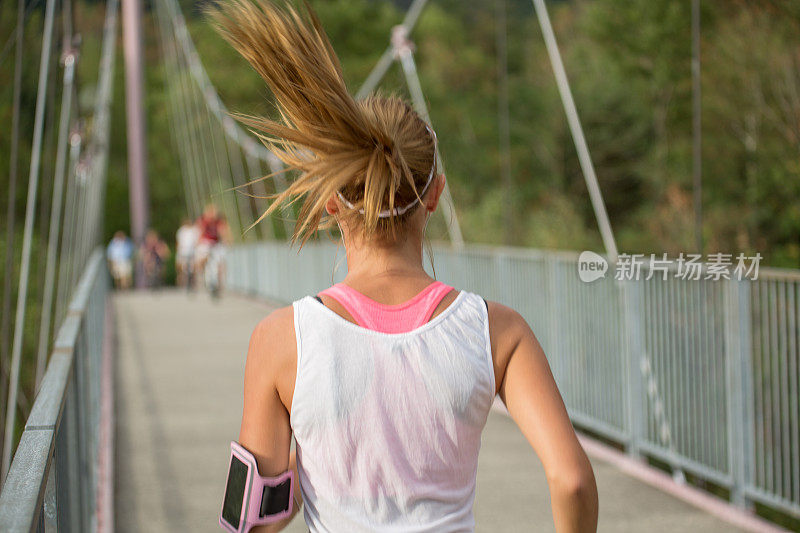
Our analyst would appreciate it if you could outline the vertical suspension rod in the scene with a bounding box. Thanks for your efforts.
[356,0,430,99]
[396,40,464,247]
[0,0,27,443]
[531,0,618,262]
[35,47,78,389]
[3,0,59,480]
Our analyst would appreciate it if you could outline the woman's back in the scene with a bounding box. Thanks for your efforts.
[291,289,494,531]
[210,2,597,530]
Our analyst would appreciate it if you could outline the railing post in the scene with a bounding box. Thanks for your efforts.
[41,466,56,529]
[55,389,79,533]
[75,326,90,532]
[250,244,259,295]
[725,278,753,508]
[546,256,562,382]
[623,280,645,458]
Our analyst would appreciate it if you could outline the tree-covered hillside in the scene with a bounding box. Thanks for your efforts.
[3,0,800,266]
[0,1,799,510]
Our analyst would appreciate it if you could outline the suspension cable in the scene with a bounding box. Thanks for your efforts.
[355,4,464,247]
[495,0,513,244]
[0,0,43,68]
[55,129,82,323]
[394,29,464,247]
[3,0,59,480]
[203,96,243,237]
[160,0,207,215]
[242,141,275,240]
[154,0,196,218]
[34,0,76,388]
[0,0,27,438]
[163,0,295,233]
[356,0,430,99]
[35,44,78,390]
[531,0,618,262]
[154,0,199,216]
[223,118,257,239]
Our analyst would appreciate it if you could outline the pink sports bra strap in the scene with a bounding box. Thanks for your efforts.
[318,281,454,334]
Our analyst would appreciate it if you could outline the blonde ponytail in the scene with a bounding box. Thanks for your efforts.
[207,0,437,244]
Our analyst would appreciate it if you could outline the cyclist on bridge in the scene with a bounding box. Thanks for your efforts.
[195,203,232,295]
[211,2,598,532]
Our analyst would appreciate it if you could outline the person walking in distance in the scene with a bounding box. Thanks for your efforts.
[210,2,598,532]
[106,230,134,290]
[140,229,170,289]
[176,217,200,289]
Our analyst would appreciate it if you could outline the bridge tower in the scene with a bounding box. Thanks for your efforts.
[122,0,150,287]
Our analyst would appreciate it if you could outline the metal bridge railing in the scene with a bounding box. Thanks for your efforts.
[227,241,800,518]
[0,250,109,532]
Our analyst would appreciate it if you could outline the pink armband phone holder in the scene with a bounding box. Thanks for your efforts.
[219,441,294,533]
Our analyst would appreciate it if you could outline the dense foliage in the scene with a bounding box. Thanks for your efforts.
[1,0,799,402]
[4,0,799,266]
[0,3,799,522]
[188,0,800,266]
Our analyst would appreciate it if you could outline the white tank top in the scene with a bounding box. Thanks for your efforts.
[290,291,495,532]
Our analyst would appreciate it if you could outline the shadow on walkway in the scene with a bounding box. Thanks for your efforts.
[114,290,744,532]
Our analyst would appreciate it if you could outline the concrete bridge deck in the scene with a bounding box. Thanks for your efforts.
[113,290,751,532]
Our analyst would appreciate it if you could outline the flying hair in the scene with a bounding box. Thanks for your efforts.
[207,0,438,244]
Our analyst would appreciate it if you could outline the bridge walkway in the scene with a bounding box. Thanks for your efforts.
[113,290,746,532]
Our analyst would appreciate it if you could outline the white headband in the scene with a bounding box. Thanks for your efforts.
[336,125,438,218]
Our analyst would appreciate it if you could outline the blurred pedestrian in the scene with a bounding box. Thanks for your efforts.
[140,229,170,289]
[175,217,200,289]
[106,231,133,290]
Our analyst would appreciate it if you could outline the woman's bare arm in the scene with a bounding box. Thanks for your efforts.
[238,306,303,533]
[489,301,598,532]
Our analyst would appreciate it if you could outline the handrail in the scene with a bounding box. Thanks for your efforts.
[0,250,108,532]
[226,241,800,521]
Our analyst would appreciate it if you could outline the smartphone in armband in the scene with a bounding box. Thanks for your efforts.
[219,441,294,533]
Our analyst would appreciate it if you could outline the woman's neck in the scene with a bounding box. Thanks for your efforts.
[342,231,431,288]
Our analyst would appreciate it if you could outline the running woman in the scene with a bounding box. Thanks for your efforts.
[210,2,597,532]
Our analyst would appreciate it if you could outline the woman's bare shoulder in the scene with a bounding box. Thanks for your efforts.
[245,305,297,408]
[485,300,538,394]
[249,304,295,350]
